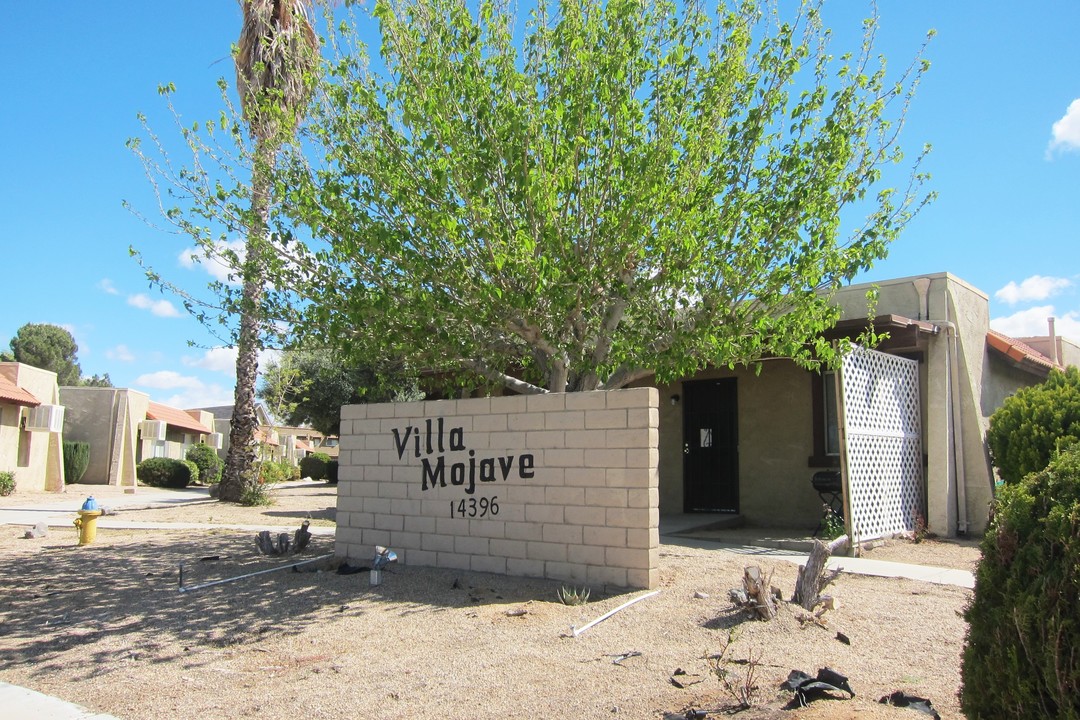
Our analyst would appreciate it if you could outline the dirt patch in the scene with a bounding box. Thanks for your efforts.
[0,521,971,720]
[860,536,981,572]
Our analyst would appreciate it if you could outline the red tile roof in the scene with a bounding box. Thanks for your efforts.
[146,401,213,434]
[0,375,41,407]
[987,330,1058,376]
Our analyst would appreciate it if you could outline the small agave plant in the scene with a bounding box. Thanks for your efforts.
[557,586,591,606]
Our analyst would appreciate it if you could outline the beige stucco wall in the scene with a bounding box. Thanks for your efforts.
[61,387,149,486]
[0,363,64,492]
[336,389,660,589]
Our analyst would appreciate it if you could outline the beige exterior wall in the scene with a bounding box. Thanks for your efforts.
[61,387,149,487]
[336,389,659,589]
[0,363,64,492]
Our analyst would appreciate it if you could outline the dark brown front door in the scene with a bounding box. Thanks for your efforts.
[683,378,739,513]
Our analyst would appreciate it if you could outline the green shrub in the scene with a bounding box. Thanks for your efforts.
[186,443,223,485]
[240,481,274,507]
[256,459,293,485]
[326,459,339,485]
[137,457,195,488]
[63,441,90,484]
[182,459,200,485]
[961,446,1080,718]
[987,366,1080,484]
[300,452,331,481]
[0,470,14,496]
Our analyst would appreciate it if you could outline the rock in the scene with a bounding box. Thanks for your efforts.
[23,522,48,539]
[693,591,709,599]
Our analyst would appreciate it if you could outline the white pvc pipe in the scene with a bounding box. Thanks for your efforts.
[570,590,660,637]
[178,553,334,593]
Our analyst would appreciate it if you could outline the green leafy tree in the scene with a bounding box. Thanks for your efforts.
[259,349,418,435]
[8,323,82,386]
[986,366,1080,484]
[273,0,933,393]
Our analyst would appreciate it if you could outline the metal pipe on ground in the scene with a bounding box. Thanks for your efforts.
[178,553,335,593]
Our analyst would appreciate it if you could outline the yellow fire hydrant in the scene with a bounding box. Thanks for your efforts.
[74,496,103,546]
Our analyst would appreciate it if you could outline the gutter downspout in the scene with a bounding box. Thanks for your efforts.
[941,290,969,535]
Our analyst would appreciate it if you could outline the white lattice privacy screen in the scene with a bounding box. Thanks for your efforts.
[839,346,924,543]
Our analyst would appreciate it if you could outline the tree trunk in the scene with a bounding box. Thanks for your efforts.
[793,534,850,610]
[219,140,273,503]
[743,565,777,620]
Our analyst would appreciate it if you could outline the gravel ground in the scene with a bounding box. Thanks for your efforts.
[0,500,976,720]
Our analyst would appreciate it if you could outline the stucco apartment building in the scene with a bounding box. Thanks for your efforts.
[644,272,1077,539]
[0,362,66,492]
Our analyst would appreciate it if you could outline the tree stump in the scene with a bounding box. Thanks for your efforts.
[793,534,849,610]
[743,565,777,620]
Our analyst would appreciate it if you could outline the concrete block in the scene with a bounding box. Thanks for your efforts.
[606,546,652,570]
[490,539,528,559]
[390,531,422,550]
[407,549,438,567]
[587,565,628,587]
[525,504,564,524]
[337,465,364,483]
[494,395,528,413]
[585,487,628,508]
[507,557,545,578]
[508,412,546,431]
[488,431,527,449]
[627,567,659,590]
[337,527,364,546]
[436,553,472,571]
[337,495,366,514]
[524,430,565,448]
[605,507,652,529]
[545,562,587,584]
[584,449,627,468]
[545,411,585,430]
[390,498,420,516]
[545,486,585,506]
[542,523,583,545]
[542,449,584,468]
[365,529,392,547]
[456,397,491,416]
[626,488,658,509]
[564,467,607,487]
[565,391,608,410]
[393,400,428,418]
[506,485,546,505]
[526,393,567,412]
[404,515,436,534]
[585,409,627,429]
[455,536,490,555]
[563,429,609,449]
[626,528,658,549]
[379,482,409,499]
[606,428,651,448]
[607,467,655,489]
[626,447,659,468]
[421,534,455,552]
[339,434,365,451]
[366,465,393,482]
[363,497,392,515]
[472,413,508,432]
[341,404,368,420]
[626,407,659,429]
[467,517,505,538]
[505,521,544,542]
[366,403,397,419]
[345,512,374,529]
[527,541,567,563]
[374,514,404,532]
[472,555,507,575]
[607,387,657,408]
[566,543,605,567]
[583,525,627,548]
[564,505,604,526]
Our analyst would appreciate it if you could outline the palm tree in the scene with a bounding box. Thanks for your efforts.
[219,0,317,503]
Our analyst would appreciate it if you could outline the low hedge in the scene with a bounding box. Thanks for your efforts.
[300,452,331,481]
[137,457,195,489]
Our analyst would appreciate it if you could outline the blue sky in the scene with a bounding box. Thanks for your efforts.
[2,1,1078,410]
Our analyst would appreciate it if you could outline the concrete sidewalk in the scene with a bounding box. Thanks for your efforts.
[0,682,119,719]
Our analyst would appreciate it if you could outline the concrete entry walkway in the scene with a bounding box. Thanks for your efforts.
[0,682,120,719]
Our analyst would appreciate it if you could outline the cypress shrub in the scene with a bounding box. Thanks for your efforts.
[63,441,91,484]
[186,443,223,485]
[137,457,194,488]
[987,366,1080,484]
[961,446,1080,718]
[300,452,331,481]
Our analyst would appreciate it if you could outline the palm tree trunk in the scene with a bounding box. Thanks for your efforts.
[219,139,274,502]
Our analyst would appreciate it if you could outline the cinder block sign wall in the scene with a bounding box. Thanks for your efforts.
[335,388,660,589]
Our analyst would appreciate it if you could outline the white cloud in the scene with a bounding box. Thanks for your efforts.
[127,293,182,318]
[178,240,247,285]
[182,346,282,375]
[1049,98,1080,154]
[991,305,1080,340]
[98,279,119,295]
[105,344,135,362]
[994,275,1072,305]
[134,370,205,390]
[159,384,236,410]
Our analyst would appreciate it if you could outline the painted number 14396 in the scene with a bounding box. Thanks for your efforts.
[450,496,499,518]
